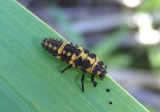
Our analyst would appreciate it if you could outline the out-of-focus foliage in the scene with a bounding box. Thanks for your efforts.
[48,5,86,47]
[137,0,160,12]
[91,27,133,68]
[48,1,160,73]
[148,46,160,71]
[133,0,160,73]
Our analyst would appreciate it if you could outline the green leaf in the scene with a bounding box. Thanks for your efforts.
[136,0,160,12]
[147,46,160,72]
[0,0,149,112]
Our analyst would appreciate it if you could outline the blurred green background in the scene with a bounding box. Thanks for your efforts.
[18,0,160,111]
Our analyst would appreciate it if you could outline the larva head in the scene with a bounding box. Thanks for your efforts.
[99,68,107,80]
[92,61,107,80]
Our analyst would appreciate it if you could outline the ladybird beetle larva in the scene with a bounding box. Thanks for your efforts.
[41,38,108,92]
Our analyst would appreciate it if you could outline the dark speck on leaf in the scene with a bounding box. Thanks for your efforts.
[106,89,110,92]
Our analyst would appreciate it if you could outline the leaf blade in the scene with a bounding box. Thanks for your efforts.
[0,0,149,112]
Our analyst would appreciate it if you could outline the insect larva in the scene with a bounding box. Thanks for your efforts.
[41,38,107,92]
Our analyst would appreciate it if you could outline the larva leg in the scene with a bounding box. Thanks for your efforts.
[91,75,97,87]
[81,71,86,92]
[61,64,72,73]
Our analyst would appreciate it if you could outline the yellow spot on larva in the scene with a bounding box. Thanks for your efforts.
[58,42,67,55]
[87,57,95,65]
[97,71,101,75]
[53,47,57,50]
[86,67,92,72]
[67,52,71,56]
[77,50,88,61]
[71,54,77,61]
[57,56,61,59]
[70,53,78,67]
[45,42,48,46]
[78,66,82,69]
[69,61,73,64]
[82,54,87,60]
[102,65,105,68]
[72,64,75,67]
[49,44,52,48]
[78,47,83,51]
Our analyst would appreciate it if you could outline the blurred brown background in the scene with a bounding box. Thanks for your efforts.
[18,0,160,111]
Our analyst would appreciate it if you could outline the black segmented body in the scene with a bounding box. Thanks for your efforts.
[41,38,107,92]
